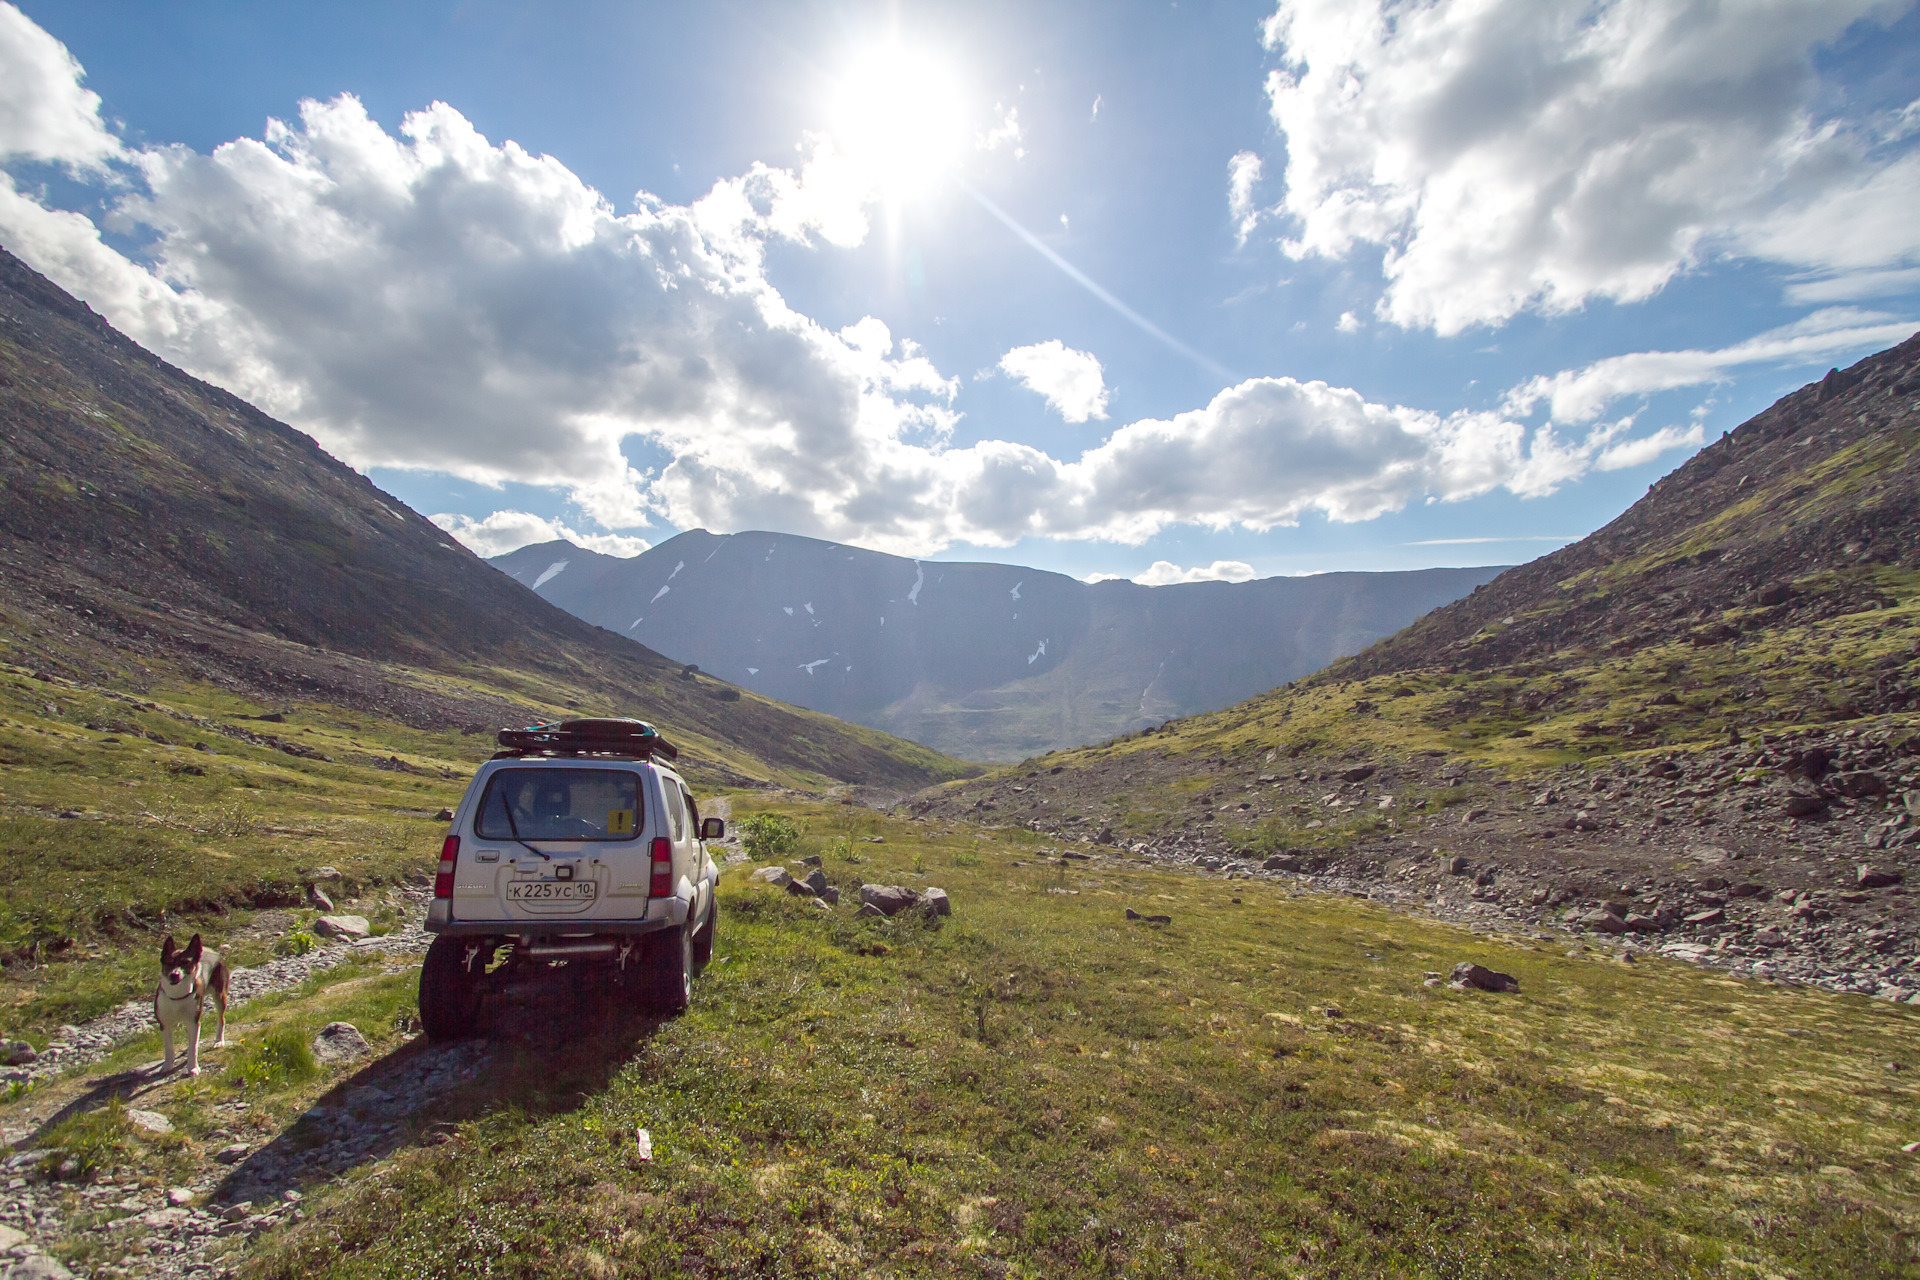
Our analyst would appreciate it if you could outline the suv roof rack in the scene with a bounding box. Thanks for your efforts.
[491,718,680,762]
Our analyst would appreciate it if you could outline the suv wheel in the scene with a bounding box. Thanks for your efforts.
[420,937,484,1041]
[641,924,693,1015]
[691,897,718,973]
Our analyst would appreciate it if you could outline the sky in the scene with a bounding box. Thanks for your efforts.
[2,0,1917,585]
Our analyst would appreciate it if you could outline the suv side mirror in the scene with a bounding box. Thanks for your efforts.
[699,817,725,840]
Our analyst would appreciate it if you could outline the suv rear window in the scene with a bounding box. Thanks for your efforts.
[475,769,641,841]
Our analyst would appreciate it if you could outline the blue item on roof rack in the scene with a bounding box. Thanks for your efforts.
[493,717,679,761]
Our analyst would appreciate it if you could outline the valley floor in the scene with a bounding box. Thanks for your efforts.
[2,799,1916,1279]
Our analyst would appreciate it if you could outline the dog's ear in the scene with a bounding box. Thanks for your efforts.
[183,934,203,962]
[161,934,178,961]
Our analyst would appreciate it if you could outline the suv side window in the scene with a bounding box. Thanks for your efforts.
[681,787,700,836]
[661,778,685,841]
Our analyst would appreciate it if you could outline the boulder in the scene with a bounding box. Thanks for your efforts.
[1,1040,35,1066]
[1858,865,1903,889]
[311,1022,372,1065]
[1684,907,1726,926]
[922,887,952,917]
[126,1109,173,1135]
[1339,765,1376,784]
[1622,914,1662,933]
[1784,793,1829,818]
[1727,882,1768,898]
[1095,827,1116,845]
[785,868,829,898]
[312,866,342,881]
[1830,771,1887,798]
[1447,856,1469,875]
[215,1142,251,1164]
[312,915,370,940]
[751,866,793,889]
[1576,910,1629,934]
[858,884,921,917]
[1448,962,1519,993]
[6,1256,77,1280]
[307,885,334,912]
[435,807,455,821]
[1262,854,1301,872]
[1751,929,1788,948]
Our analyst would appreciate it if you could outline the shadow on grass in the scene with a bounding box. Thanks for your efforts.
[211,972,672,1209]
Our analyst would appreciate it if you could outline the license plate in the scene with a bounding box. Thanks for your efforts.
[506,879,598,902]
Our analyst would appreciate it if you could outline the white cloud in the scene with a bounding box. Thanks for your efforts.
[998,339,1110,422]
[1594,423,1706,471]
[978,104,1023,157]
[1503,306,1917,423]
[431,511,651,558]
[1259,0,1920,333]
[0,2,122,171]
[1227,150,1263,246]
[1335,310,1361,334]
[1785,266,1920,304]
[1133,560,1259,586]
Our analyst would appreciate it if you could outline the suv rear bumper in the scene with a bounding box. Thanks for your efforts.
[425,916,677,939]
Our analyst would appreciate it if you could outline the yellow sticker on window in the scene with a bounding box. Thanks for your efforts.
[606,809,636,836]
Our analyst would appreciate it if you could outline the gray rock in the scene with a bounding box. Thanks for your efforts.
[1752,929,1788,948]
[307,885,335,912]
[819,886,841,906]
[1448,962,1519,993]
[5,1255,77,1280]
[312,866,342,880]
[1727,882,1768,898]
[1784,793,1829,818]
[1857,865,1903,889]
[858,884,921,917]
[1684,907,1725,926]
[312,915,370,940]
[1,1040,35,1066]
[751,866,793,889]
[1340,765,1376,783]
[1576,910,1629,934]
[798,855,822,867]
[1262,854,1301,872]
[921,887,951,917]
[126,1109,173,1134]
[311,1022,372,1065]
[1447,856,1469,875]
[214,1143,251,1164]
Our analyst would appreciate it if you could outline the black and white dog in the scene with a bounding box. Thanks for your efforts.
[154,933,229,1076]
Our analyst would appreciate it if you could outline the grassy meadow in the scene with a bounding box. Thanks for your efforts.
[216,800,1918,1280]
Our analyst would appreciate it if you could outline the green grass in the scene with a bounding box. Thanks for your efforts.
[221,800,1920,1280]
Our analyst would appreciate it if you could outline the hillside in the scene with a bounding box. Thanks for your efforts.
[0,247,970,791]
[912,338,1920,1003]
[491,531,1503,760]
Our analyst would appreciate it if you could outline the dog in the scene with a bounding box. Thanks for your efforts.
[155,933,229,1076]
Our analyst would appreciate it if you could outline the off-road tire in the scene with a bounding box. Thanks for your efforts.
[691,896,718,973]
[641,924,693,1015]
[419,936,484,1041]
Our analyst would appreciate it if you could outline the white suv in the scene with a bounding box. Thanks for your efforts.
[420,719,721,1038]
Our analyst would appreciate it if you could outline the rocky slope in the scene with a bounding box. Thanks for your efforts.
[0,248,967,789]
[1338,333,1920,683]
[492,531,1503,761]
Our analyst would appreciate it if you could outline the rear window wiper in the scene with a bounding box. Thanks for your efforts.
[501,802,551,861]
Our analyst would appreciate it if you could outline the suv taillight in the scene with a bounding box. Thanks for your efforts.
[434,835,459,900]
[649,835,672,898]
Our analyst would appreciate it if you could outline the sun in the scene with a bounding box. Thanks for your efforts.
[827,42,969,201]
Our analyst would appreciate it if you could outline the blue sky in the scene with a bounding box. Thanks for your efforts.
[4,0,1917,583]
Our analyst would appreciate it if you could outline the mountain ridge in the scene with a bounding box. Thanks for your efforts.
[490,531,1506,761]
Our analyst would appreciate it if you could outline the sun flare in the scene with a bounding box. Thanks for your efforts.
[827,43,969,200]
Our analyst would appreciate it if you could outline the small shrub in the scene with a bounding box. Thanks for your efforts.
[40,1096,135,1180]
[735,813,801,861]
[274,927,318,957]
[228,1025,320,1091]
